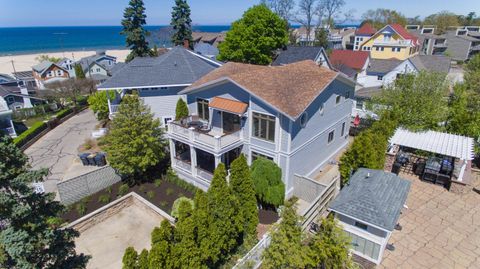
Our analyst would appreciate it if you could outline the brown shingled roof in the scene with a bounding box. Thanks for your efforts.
[185,60,339,119]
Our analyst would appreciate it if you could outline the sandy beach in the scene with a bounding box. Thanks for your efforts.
[0,49,130,76]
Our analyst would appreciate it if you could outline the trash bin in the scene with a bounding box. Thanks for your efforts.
[79,153,90,166]
[391,162,402,175]
[87,153,97,166]
[95,152,106,167]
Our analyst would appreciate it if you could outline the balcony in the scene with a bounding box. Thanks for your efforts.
[373,39,412,46]
[168,121,242,152]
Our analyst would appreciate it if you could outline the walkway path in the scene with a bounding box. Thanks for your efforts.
[25,109,98,196]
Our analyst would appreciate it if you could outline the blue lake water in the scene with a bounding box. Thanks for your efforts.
[0,25,231,55]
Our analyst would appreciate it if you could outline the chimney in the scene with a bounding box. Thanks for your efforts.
[183,39,190,49]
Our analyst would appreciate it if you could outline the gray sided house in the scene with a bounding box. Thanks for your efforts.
[0,85,45,110]
[76,51,118,83]
[329,168,411,265]
[0,96,16,137]
[272,46,332,69]
[167,60,354,197]
[98,47,222,125]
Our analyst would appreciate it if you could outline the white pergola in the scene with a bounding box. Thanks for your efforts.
[389,128,474,161]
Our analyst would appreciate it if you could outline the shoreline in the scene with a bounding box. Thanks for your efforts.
[0,46,128,57]
[0,49,131,75]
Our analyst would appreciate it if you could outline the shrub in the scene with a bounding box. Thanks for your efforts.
[154,179,162,187]
[122,247,138,269]
[75,202,87,216]
[165,168,199,194]
[159,201,168,208]
[251,157,285,208]
[175,98,189,121]
[98,194,110,204]
[83,138,95,150]
[106,186,112,194]
[118,183,130,196]
[147,191,155,199]
[166,188,174,196]
[139,185,146,193]
[56,108,73,120]
[171,197,194,219]
[13,121,48,147]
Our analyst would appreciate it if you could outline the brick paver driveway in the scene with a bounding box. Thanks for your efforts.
[379,172,480,269]
[24,109,98,196]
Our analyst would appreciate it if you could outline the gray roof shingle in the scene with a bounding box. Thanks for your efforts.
[367,59,403,74]
[98,47,221,89]
[329,168,411,231]
[272,46,326,66]
[409,55,451,73]
[32,61,54,74]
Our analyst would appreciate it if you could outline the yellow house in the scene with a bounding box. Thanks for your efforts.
[359,24,420,60]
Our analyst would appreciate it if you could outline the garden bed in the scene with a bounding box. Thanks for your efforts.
[62,179,194,223]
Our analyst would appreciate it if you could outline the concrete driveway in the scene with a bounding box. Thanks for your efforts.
[25,109,98,195]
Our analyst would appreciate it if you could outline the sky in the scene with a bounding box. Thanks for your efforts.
[0,0,479,27]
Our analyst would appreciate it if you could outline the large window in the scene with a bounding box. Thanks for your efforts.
[346,231,381,261]
[341,122,346,137]
[197,98,209,121]
[252,112,276,142]
[328,130,335,144]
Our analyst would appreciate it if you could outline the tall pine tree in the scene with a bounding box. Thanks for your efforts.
[230,154,259,240]
[121,0,151,62]
[0,135,89,269]
[170,0,193,47]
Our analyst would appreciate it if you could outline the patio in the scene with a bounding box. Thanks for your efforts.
[378,171,480,269]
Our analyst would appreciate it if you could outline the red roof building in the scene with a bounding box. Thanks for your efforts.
[390,24,419,44]
[355,23,376,36]
[330,50,370,71]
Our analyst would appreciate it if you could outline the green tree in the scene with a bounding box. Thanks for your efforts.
[251,157,285,208]
[446,82,480,143]
[314,28,329,49]
[35,54,62,63]
[424,11,460,34]
[465,54,480,92]
[171,197,195,219]
[0,136,89,268]
[307,216,353,269]
[74,63,86,79]
[206,163,243,266]
[121,0,151,62]
[102,94,166,178]
[88,90,115,121]
[151,220,174,245]
[122,247,138,269]
[262,199,310,269]
[148,220,174,269]
[175,98,189,121]
[170,0,193,47]
[229,154,259,239]
[373,71,449,131]
[218,4,288,65]
[137,249,149,269]
[362,8,407,29]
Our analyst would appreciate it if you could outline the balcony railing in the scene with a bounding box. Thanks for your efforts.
[168,122,242,151]
[373,39,412,46]
[196,166,214,182]
[173,157,192,173]
[110,104,121,114]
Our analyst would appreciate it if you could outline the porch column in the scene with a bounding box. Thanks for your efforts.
[169,140,176,168]
[214,154,221,169]
[190,146,197,176]
[107,97,112,114]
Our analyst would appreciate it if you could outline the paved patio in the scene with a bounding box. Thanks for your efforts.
[378,172,480,269]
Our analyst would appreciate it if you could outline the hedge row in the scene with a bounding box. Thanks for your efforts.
[56,108,73,120]
[13,121,48,147]
[164,167,200,194]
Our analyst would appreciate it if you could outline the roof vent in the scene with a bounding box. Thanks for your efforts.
[366,172,371,178]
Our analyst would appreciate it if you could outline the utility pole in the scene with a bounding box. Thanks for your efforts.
[10,60,21,87]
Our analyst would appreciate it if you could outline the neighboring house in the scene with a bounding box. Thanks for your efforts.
[354,55,451,118]
[0,85,45,110]
[0,73,15,84]
[329,28,356,50]
[76,51,118,83]
[329,50,370,82]
[0,96,16,137]
[194,43,219,59]
[56,57,76,77]
[329,168,411,265]
[353,23,376,51]
[272,46,332,69]
[293,27,354,49]
[192,32,226,47]
[409,26,480,61]
[98,46,222,125]
[12,71,37,90]
[167,60,354,194]
[358,24,420,60]
[32,61,70,90]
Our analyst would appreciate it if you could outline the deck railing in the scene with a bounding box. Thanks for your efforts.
[1,127,16,137]
[168,121,242,151]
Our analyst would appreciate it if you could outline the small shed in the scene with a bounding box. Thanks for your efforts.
[387,128,474,192]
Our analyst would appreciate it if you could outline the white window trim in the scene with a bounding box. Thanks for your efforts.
[251,110,277,143]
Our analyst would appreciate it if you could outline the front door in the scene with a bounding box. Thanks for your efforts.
[222,112,241,133]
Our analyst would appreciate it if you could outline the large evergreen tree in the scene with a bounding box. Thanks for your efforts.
[102,94,166,178]
[121,0,151,62]
[175,98,189,121]
[0,135,89,269]
[230,155,259,239]
[122,247,138,269]
[262,199,310,269]
[218,5,288,65]
[170,0,193,47]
